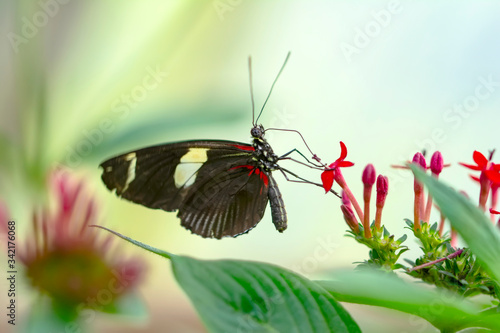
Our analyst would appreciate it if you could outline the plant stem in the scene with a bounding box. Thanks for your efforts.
[408,248,463,272]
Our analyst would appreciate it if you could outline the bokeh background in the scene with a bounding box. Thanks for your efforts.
[1,1,500,332]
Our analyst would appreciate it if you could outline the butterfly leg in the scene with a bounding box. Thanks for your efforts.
[279,148,324,168]
[278,167,341,198]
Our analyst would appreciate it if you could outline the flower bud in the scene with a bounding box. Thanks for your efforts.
[362,164,376,186]
[376,175,388,208]
[412,152,425,194]
[341,204,359,233]
[341,190,351,208]
[430,151,444,175]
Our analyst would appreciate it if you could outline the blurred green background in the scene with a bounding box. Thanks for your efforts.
[1,1,500,332]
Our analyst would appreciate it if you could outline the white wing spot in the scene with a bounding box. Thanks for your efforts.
[179,148,209,163]
[174,148,209,188]
[122,152,137,193]
[124,152,136,161]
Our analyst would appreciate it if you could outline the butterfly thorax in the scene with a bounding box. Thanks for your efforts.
[251,125,279,172]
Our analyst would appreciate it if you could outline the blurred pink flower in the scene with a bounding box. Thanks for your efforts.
[1,169,145,311]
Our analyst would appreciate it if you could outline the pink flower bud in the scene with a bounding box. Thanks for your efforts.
[376,175,388,207]
[341,190,351,207]
[413,152,425,194]
[341,204,359,232]
[413,152,426,169]
[362,164,376,186]
[430,151,444,175]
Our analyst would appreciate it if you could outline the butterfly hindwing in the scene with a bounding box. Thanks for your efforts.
[100,140,270,238]
[178,160,270,238]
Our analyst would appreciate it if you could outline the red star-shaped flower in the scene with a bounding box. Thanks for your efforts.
[460,150,500,184]
[321,141,354,192]
[459,150,489,171]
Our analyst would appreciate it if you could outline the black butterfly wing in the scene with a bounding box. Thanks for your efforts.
[100,140,270,238]
[177,162,271,238]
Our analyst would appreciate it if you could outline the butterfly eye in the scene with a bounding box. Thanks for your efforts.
[251,126,262,138]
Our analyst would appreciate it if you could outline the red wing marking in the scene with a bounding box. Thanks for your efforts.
[231,144,255,152]
[229,165,269,187]
[229,165,254,171]
[260,171,269,187]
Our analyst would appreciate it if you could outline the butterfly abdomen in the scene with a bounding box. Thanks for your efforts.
[267,174,287,232]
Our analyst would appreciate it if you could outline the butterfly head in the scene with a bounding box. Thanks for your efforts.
[251,124,265,140]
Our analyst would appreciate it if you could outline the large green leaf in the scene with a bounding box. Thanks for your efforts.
[410,165,500,285]
[171,256,359,333]
[94,226,361,333]
[318,270,500,332]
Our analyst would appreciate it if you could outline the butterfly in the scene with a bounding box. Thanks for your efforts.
[100,53,331,238]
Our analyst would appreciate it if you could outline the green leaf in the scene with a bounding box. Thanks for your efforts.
[410,165,500,286]
[318,270,500,332]
[437,270,457,280]
[396,234,407,244]
[94,225,361,333]
[172,256,360,333]
[404,258,416,266]
[91,225,172,259]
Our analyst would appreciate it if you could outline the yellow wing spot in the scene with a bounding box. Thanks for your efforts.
[174,148,209,188]
[180,148,209,163]
[124,152,136,161]
[122,152,137,193]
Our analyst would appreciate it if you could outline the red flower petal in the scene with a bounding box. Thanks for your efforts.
[321,170,334,193]
[339,141,348,161]
[490,208,500,215]
[485,169,500,184]
[338,161,354,168]
[459,162,483,171]
[472,150,488,168]
[469,175,480,182]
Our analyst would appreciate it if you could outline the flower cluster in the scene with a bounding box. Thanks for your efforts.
[321,142,406,270]
[321,142,391,238]
[320,143,499,299]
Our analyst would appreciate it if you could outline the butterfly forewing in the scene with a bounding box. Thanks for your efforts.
[100,140,270,238]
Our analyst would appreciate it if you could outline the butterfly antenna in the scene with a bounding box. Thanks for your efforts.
[249,56,256,126]
[255,51,291,124]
